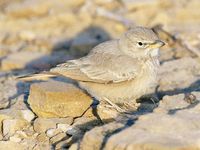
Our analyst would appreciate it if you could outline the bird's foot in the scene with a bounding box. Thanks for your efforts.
[150,97,159,107]
[103,97,126,113]
[123,101,140,110]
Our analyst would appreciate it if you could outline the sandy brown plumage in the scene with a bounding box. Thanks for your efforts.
[18,26,165,111]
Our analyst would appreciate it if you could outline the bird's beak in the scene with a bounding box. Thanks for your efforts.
[148,40,165,49]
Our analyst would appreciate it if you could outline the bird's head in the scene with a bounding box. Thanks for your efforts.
[119,26,165,58]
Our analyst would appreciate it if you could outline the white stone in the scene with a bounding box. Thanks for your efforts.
[57,123,70,132]
[66,126,81,136]
[21,110,35,122]
[46,128,62,138]
[9,136,22,143]
[3,119,28,137]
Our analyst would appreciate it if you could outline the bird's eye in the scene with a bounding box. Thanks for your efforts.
[137,42,144,47]
[138,42,143,45]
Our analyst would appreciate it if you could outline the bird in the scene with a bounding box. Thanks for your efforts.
[18,26,165,112]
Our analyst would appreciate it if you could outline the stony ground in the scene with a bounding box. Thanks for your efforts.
[1,0,200,150]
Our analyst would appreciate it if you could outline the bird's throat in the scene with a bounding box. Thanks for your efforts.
[150,48,159,57]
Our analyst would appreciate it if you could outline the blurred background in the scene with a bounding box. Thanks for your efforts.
[0,0,200,72]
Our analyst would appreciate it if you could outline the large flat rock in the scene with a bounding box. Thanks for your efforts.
[28,80,93,118]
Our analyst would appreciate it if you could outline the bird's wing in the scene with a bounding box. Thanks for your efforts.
[50,41,141,83]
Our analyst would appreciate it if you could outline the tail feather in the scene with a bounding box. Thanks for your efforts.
[16,72,58,81]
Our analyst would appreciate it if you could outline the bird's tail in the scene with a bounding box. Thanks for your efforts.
[16,71,59,81]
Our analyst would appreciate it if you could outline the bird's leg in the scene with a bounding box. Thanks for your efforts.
[123,101,139,110]
[150,96,159,107]
[103,97,125,113]
[138,94,159,107]
[150,97,156,105]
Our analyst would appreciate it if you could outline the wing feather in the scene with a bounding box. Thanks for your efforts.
[50,40,141,83]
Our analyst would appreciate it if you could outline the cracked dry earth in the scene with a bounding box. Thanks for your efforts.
[1,0,200,150]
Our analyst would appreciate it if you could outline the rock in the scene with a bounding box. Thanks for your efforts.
[18,30,36,41]
[33,118,57,133]
[154,94,189,113]
[5,0,85,18]
[150,11,171,26]
[0,78,18,109]
[0,95,34,124]
[5,0,49,18]
[10,127,50,149]
[2,119,29,137]
[49,132,68,144]
[32,143,51,150]
[62,125,84,146]
[57,123,71,132]
[0,132,3,140]
[54,138,70,150]
[158,57,200,94]
[9,134,22,143]
[65,126,82,137]
[170,3,200,25]
[46,128,63,138]
[96,103,119,120]
[15,128,38,139]
[0,141,28,150]
[0,106,33,123]
[69,143,79,150]
[124,0,161,25]
[105,113,200,149]
[0,113,12,139]
[1,51,69,71]
[33,117,73,133]
[159,57,200,75]
[28,80,93,118]
[0,96,36,139]
[81,93,200,150]
[72,116,104,131]
[0,98,9,109]
[21,109,35,122]
[36,133,49,143]
[1,51,46,70]
[122,0,159,11]
[54,135,78,150]
[80,122,125,150]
